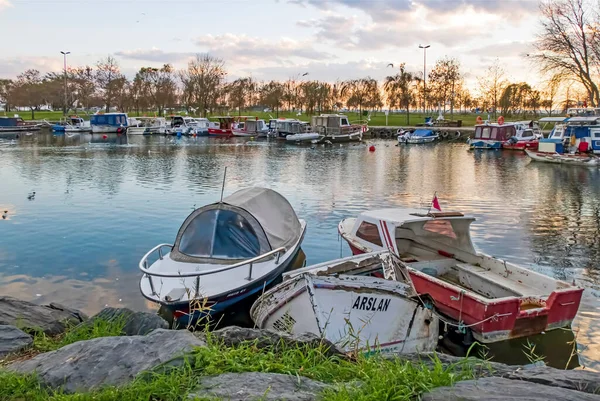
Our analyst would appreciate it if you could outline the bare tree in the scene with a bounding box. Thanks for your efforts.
[541,74,562,115]
[12,69,43,119]
[341,78,379,119]
[428,57,462,117]
[477,59,507,118]
[533,0,600,106]
[179,54,226,117]
[0,79,14,112]
[95,56,125,112]
[134,65,177,116]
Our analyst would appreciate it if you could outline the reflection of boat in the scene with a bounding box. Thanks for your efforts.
[0,117,42,133]
[139,187,307,326]
[251,251,439,354]
[90,113,128,133]
[338,208,584,343]
[397,129,439,144]
[312,114,365,143]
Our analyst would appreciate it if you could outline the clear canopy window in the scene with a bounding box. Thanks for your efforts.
[178,209,261,259]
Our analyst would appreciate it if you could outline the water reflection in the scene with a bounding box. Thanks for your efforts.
[0,132,599,368]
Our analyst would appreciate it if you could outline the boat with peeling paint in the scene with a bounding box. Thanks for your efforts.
[338,209,583,343]
[250,251,439,354]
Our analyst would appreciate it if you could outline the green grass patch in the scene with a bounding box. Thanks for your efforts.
[0,328,480,401]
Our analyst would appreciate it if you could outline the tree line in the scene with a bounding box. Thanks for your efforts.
[0,0,595,120]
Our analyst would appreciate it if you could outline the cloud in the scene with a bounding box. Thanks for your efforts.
[193,34,332,64]
[290,0,537,22]
[0,0,12,11]
[466,41,534,58]
[0,57,61,78]
[115,48,195,63]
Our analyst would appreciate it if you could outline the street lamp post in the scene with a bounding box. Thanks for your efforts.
[60,51,70,116]
[295,72,309,114]
[419,44,430,114]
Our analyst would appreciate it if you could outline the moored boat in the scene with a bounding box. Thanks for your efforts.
[285,132,323,143]
[139,187,306,326]
[338,208,583,343]
[128,117,167,135]
[251,251,439,354]
[312,114,365,143]
[90,113,128,134]
[232,117,269,137]
[208,116,235,137]
[0,116,42,133]
[397,129,439,144]
[502,120,543,151]
[468,120,515,149]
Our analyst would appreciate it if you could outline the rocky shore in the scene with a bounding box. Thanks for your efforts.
[1,295,598,400]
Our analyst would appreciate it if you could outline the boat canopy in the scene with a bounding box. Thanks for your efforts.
[91,113,128,126]
[473,124,515,141]
[170,187,302,264]
[539,117,568,123]
[412,129,434,137]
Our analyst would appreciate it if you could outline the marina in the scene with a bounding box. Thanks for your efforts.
[1,130,599,369]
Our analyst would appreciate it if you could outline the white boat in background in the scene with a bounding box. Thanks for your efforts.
[397,129,439,144]
[127,117,167,135]
[64,116,91,133]
[312,114,365,143]
[232,117,269,137]
[251,251,438,354]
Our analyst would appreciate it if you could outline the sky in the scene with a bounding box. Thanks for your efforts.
[0,0,541,88]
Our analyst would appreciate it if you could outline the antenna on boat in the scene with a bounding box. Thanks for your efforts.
[220,167,227,202]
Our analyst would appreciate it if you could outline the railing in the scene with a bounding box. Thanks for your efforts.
[139,244,287,297]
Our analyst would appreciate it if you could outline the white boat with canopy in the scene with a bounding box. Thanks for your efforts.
[139,187,306,325]
[251,251,438,354]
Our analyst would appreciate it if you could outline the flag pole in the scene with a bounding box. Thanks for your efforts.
[427,191,437,215]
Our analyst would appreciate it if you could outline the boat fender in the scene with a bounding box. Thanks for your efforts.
[498,116,505,125]
[369,145,375,152]
[442,131,449,139]
[476,116,483,124]
[454,131,461,138]
[102,135,107,139]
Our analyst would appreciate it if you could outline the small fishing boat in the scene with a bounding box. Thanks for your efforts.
[251,251,439,354]
[468,119,516,149]
[232,117,269,137]
[312,114,365,143]
[128,117,167,135]
[190,118,210,136]
[397,129,439,144]
[208,116,235,137]
[139,187,306,326]
[0,117,42,133]
[90,113,128,133]
[501,120,543,151]
[338,208,583,343]
[525,149,600,166]
[63,117,91,133]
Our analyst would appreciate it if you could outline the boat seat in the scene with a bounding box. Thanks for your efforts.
[453,263,540,297]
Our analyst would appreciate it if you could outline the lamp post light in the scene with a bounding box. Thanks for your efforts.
[419,44,430,114]
[60,51,70,116]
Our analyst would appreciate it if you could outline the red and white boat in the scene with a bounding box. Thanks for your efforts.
[502,120,543,151]
[208,116,235,137]
[338,208,583,343]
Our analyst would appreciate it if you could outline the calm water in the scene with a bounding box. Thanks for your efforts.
[1,131,600,368]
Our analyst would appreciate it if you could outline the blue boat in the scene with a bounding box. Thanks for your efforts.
[397,128,439,144]
[90,113,128,134]
[138,187,306,326]
[468,123,516,149]
[0,117,41,133]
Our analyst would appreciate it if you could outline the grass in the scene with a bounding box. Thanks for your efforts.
[1,109,544,127]
[0,325,481,401]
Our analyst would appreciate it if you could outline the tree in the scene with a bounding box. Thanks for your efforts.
[12,69,43,119]
[477,59,507,118]
[541,74,562,115]
[341,78,379,118]
[134,65,177,116]
[0,79,14,112]
[179,54,226,117]
[428,57,462,117]
[259,81,285,116]
[384,63,415,124]
[95,56,124,112]
[226,77,256,115]
[533,0,600,106]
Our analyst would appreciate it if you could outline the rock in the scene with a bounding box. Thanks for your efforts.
[187,372,331,401]
[395,352,515,377]
[502,366,600,395]
[84,307,168,336]
[0,296,86,335]
[0,325,33,357]
[45,302,89,322]
[422,377,600,401]
[200,326,345,358]
[9,329,205,393]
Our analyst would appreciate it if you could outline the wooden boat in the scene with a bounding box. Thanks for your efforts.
[208,116,235,137]
[251,252,438,354]
[338,208,583,343]
[232,117,269,137]
[468,122,515,149]
[525,149,600,166]
[397,129,439,144]
[139,187,306,326]
[312,114,365,143]
[0,117,42,133]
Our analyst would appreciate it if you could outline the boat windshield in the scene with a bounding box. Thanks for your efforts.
[178,209,261,259]
[398,218,475,254]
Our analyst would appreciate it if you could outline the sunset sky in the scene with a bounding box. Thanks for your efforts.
[0,0,540,87]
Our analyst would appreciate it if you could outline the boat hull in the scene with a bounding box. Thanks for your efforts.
[502,140,539,151]
[525,149,600,166]
[91,125,127,134]
[127,127,147,135]
[325,131,362,143]
[468,139,502,149]
[286,133,322,143]
[208,128,232,137]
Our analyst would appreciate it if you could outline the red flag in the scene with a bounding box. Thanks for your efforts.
[432,195,442,212]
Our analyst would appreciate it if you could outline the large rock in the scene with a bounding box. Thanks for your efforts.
[0,296,86,336]
[201,326,345,358]
[9,329,205,393]
[502,366,600,395]
[187,372,331,401]
[84,307,168,336]
[422,377,600,401]
[0,325,33,357]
